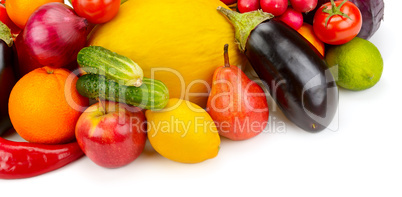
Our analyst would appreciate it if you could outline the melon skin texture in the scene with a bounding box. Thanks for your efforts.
[88,0,247,107]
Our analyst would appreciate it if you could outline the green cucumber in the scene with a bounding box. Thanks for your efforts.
[77,46,143,87]
[76,74,169,110]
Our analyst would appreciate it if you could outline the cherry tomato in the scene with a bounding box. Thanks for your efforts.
[0,4,20,35]
[313,0,362,45]
[71,0,120,24]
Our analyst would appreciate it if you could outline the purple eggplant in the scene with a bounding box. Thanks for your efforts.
[0,40,16,136]
[217,7,338,132]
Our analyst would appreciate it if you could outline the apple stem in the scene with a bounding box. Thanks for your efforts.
[224,44,230,68]
[98,99,106,114]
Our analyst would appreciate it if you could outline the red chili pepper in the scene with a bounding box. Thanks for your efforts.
[0,131,84,179]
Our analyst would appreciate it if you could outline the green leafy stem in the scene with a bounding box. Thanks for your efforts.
[322,0,352,28]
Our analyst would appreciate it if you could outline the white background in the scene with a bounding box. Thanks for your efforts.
[2,0,401,196]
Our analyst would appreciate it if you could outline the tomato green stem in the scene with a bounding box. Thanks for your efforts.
[323,0,351,28]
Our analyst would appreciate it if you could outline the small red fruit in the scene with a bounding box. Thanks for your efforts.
[289,0,318,13]
[260,0,288,16]
[237,0,260,13]
[278,7,304,30]
[220,0,237,5]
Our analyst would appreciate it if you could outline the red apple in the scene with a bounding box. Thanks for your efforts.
[75,101,147,168]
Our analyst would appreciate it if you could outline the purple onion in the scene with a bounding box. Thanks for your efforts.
[21,2,89,68]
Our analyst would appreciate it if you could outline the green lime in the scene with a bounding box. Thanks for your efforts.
[325,37,383,91]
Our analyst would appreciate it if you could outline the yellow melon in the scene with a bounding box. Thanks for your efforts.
[88,0,247,107]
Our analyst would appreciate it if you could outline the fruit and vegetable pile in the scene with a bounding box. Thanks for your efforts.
[0,0,384,179]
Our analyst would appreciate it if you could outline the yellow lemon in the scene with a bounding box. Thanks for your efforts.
[146,98,220,163]
[88,0,247,107]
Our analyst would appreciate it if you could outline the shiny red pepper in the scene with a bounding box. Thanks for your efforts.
[0,132,84,179]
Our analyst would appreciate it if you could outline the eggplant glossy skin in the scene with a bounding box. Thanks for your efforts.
[245,20,338,132]
[0,41,16,136]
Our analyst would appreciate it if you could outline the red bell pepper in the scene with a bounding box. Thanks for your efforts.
[0,131,84,179]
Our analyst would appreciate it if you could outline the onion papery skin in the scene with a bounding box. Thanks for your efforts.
[16,2,88,76]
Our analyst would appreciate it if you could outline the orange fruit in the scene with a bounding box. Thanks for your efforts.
[8,67,89,144]
[6,0,63,29]
[297,23,325,56]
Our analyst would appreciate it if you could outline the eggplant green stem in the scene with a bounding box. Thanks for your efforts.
[217,7,274,52]
[322,0,352,28]
[0,22,13,47]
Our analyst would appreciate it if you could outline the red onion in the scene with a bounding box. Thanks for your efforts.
[15,2,88,76]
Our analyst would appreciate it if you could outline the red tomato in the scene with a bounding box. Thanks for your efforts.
[71,0,120,24]
[313,0,362,45]
[0,4,20,35]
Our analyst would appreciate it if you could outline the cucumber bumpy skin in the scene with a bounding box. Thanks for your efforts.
[76,74,169,110]
[77,46,144,87]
